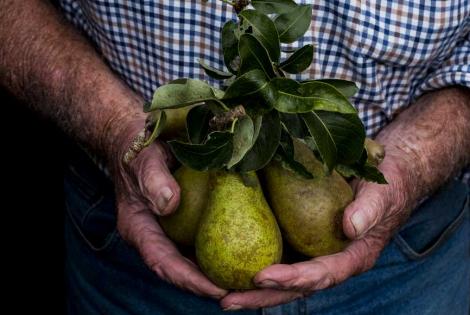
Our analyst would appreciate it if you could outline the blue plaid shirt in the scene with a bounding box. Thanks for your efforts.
[58,0,470,182]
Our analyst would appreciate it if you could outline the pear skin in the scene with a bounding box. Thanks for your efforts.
[365,138,385,166]
[195,171,282,290]
[263,140,353,257]
[160,106,193,140]
[159,166,209,246]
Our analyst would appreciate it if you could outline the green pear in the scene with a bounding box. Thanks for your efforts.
[263,140,353,257]
[195,171,282,289]
[160,106,193,140]
[159,166,209,246]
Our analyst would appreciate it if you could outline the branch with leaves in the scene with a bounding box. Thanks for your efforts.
[143,0,386,184]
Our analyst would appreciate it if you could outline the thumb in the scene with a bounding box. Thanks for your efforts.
[343,183,386,239]
[133,143,181,216]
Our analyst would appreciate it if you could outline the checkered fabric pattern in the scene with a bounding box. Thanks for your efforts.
[58,0,469,183]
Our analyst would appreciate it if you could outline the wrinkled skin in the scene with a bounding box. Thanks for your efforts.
[112,122,227,299]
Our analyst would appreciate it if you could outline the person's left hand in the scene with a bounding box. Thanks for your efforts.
[221,154,416,310]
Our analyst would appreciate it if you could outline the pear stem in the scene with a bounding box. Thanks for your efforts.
[219,0,250,13]
[209,105,246,130]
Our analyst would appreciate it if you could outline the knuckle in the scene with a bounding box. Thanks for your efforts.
[148,251,174,281]
[116,210,136,244]
[344,246,368,274]
[314,260,336,290]
[319,272,336,289]
[149,259,166,279]
[349,238,382,272]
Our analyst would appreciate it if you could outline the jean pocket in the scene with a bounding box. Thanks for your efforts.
[64,149,118,252]
[393,180,469,260]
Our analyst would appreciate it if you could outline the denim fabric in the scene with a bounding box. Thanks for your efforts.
[64,149,469,315]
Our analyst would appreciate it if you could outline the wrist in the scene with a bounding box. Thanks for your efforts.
[375,128,435,214]
[101,106,147,174]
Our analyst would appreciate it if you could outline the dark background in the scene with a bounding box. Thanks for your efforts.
[2,87,65,313]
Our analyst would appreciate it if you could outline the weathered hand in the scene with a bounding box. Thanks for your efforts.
[110,121,227,299]
[221,155,415,310]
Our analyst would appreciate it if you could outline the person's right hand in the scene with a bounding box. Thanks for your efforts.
[109,121,228,299]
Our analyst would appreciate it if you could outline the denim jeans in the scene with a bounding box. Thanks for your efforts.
[64,147,469,315]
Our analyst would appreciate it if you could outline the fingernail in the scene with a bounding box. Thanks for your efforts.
[257,279,278,288]
[156,187,174,212]
[223,304,242,311]
[351,211,367,237]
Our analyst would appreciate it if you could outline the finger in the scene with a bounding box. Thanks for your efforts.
[158,140,178,170]
[131,143,181,215]
[221,289,303,310]
[118,206,227,298]
[342,183,388,238]
[156,251,228,299]
[254,236,384,292]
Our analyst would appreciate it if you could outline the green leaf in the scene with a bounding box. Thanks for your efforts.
[186,105,213,144]
[222,20,240,74]
[335,164,357,178]
[236,110,281,172]
[301,110,366,171]
[279,44,314,74]
[280,113,309,138]
[299,81,357,113]
[279,129,294,157]
[222,70,275,111]
[277,151,314,179]
[274,4,312,43]
[211,87,225,99]
[223,69,270,99]
[359,163,388,184]
[301,111,337,171]
[227,116,255,168]
[309,79,359,98]
[270,78,355,114]
[168,131,233,171]
[315,111,365,165]
[252,114,263,142]
[251,0,297,14]
[336,160,387,184]
[272,79,319,113]
[199,60,233,80]
[205,99,226,115]
[148,79,216,111]
[239,10,280,62]
[270,77,301,92]
[238,34,276,78]
[143,111,167,146]
[339,150,387,183]
[275,131,313,178]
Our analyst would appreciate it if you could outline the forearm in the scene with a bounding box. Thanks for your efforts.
[0,0,145,161]
[376,87,470,209]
